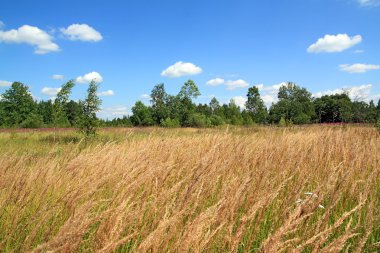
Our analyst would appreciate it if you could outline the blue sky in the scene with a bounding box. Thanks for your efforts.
[1,0,380,118]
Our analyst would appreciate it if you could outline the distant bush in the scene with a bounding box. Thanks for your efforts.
[188,113,211,128]
[209,115,225,126]
[243,116,255,126]
[161,118,181,128]
[20,113,44,128]
[376,118,380,132]
[279,117,286,127]
[293,113,310,124]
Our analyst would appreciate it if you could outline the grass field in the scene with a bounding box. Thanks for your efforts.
[0,126,379,252]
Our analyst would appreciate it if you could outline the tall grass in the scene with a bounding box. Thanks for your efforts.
[0,126,379,252]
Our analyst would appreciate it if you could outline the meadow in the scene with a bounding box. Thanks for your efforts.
[0,126,379,252]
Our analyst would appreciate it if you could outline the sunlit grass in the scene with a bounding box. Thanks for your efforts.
[0,125,379,252]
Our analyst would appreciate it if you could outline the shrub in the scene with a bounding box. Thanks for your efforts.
[161,118,181,128]
[376,117,380,132]
[188,113,211,128]
[209,115,225,126]
[293,113,310,124]
[20,113,44,128]
[279,117,286,127]
[243,116,255,126]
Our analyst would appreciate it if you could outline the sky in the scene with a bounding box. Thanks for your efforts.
[1,0,380,119]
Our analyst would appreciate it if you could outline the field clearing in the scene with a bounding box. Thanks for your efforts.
[0,126,379,252]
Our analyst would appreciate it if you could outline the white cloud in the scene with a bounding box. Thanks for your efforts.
[255,84,264,90]
[256,82,288,107]
[232,96,246,108]
[206,78,225,86]
[0,21,4,29]
[98,90,114,96]
[52,74,64,80]
[260,82,287,93]
[161,61,202,78]
[307,34,362,53]
[339,63,380,73]
[41,87,61,96]
[0,25,60,54]
[226,79,249,90]
[262,94,276,105]
[76,71,103,84]
[140,94,151,99]
[0,80,12,87]
[314,84,372,101]
[60,24,102,42]
[358,0,380,6]
[354,49,364,53]
[98,106,129,119]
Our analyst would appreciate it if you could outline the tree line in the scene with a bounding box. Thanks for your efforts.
[1,80,380,130]
[0,81,101,135]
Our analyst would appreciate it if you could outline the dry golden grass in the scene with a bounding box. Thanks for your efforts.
[0,126,379,252]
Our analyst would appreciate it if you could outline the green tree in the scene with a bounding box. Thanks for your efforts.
[269,82,314,124]
[187,113,211,127]
[130,101,154,126]
[245,86,267,123]
[0,101,5,127]
[53,80,75,127]
[37,100,54,125]
[160,117,180,128]
[79,81,102,136]
[314,94,352,123]
[1,82,36,126]
[222,100,243,125]
[209,97,221,114]
[352,101,369,123]
[196,103,212,117]
[66,100,83,126]
[178,80,201,126]
[20,113,44,128]
[209,115,225,126]
[166,95,182,122]
[367,100,377,123]
[178,79,201,99]
[150,83,169,125]
[242,110,255,126]
[376,117,380,131]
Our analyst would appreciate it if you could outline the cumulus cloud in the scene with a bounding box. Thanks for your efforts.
[313,84,372,101]
[98,106,129,119]
[339,63,380,73]
[0,80,12,87]
[76,71,103,84]
[161,61,202,78]
[0,21,4,29]
[52,74,64,80]
[0,25,60,54]
[358,0,380,6]
[259,82,287,93]
[261,94,276,105]
[140,94,151,99]
[307,34,362,53]
[225,79,249,90]
[206,78,225,86]
[60,24,103,42]
[254,82,288,107]
[232,96,247,108]
[41,87,61,96]
[98,90,114,96]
